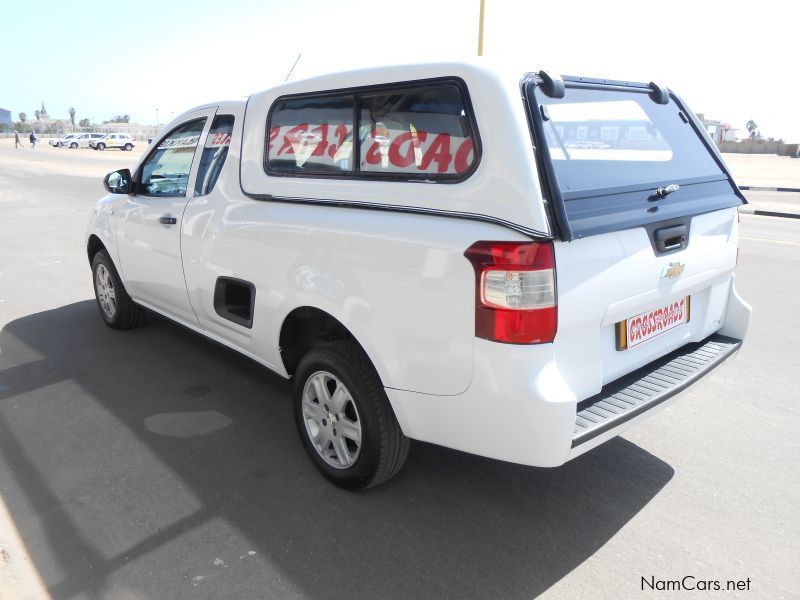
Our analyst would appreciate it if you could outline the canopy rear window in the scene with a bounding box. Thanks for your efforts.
[524,76,744,240]
[533,86,725,198]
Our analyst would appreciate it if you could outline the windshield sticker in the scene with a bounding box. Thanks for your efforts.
[158,135,200,150]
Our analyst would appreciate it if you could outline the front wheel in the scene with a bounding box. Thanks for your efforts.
[70,142,78,149]
[97,142,105,150]
[124,143,133,151]
[92,250,143,330]
[294,341,409,490]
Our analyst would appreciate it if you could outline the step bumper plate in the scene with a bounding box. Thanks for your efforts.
[573,334,742,448]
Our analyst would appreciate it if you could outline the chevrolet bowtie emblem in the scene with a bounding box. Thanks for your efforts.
[662,262,685,279]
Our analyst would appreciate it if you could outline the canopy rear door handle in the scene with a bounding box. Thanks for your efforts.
[159,215,177,225]
[654,224,687,252]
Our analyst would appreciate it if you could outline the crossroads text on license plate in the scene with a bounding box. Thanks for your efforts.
[616,296,690,351]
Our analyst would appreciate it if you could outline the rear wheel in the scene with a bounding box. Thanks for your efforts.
[92,250,143,330]
[294,341,409,490]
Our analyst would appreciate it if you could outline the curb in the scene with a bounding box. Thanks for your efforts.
[739,186,800,193]
[739,207,800,220]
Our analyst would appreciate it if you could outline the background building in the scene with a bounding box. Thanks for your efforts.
[696,113,738,143]
[0,108,12,130]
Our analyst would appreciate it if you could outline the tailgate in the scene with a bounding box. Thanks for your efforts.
[553,205,739,398]
[522,73,745,398]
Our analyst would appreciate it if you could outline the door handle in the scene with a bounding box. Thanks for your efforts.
[654,224,687,252]
[159,215,177,225]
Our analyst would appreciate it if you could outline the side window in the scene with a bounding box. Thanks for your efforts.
[267,95,353,173]
[264,80,477,181]
[140,118,206,197]
[359,83,475,176]
[195,114,235,196]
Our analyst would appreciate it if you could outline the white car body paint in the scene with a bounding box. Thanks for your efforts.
[86,61,751,468]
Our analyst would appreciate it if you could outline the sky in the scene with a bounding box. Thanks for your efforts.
[2,0,798,140]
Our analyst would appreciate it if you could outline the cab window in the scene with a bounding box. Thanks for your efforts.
[195,114,234,196]
[140,118,206,196]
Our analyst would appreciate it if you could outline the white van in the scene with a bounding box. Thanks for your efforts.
[86,62,751,489]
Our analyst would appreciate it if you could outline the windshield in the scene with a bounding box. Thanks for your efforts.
[533,86,724,197]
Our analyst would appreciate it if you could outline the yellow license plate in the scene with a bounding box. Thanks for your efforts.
[616,296,690,351]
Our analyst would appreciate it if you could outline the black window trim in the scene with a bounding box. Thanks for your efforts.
[263,76,482,184]
[194,113,236,197]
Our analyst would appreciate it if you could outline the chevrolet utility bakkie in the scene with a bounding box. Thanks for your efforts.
[87,63,751,489]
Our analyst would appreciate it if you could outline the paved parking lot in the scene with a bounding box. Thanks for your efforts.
[0,144,798,599]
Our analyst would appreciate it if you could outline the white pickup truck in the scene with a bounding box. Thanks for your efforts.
[87,62,751,490]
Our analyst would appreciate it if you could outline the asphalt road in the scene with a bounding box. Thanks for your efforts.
[0,150,798,599]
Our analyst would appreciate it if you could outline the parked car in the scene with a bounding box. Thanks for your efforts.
[90,133,135,151]
[49,133,78,148]
[67,133,105,148]
[87,63,751,490]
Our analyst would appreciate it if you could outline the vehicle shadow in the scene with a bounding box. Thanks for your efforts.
[0,302,674,600]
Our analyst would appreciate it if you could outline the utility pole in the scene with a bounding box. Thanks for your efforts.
[477,0,486,56]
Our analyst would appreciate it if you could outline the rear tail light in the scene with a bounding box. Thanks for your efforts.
[464,241,557,344]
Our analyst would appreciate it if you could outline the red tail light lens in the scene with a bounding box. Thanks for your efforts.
[464,241,557,344]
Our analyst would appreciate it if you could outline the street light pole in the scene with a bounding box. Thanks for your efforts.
[478,0,486,56]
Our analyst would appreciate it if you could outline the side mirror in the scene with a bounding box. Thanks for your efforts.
[104,168,133,194]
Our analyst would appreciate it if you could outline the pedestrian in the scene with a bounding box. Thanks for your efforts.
[29,131,37,149]
[14,131,23,148]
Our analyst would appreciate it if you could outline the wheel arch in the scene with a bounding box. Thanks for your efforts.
[278,306,377,381]
[87,234,107,265]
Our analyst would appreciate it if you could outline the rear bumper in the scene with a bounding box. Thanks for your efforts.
[385,280,750,467]
[568,334,741,459]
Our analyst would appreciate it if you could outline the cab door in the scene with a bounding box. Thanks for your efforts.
[115,109,216,325]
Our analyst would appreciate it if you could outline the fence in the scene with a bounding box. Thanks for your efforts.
[718,140,800,156]
[1,124,159,141]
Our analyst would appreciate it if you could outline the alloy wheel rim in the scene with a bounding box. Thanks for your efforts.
[95,264,116,320]
[301,371,362,469]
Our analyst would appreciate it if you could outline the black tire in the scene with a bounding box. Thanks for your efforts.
[91,250,143,330]
[294,341,409,490]
[97,142,105,150]
[124,143,133,151]
[70,142,78,149]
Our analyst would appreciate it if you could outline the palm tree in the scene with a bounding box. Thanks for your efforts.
[746,120,759,141]
[69,107,76,126]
